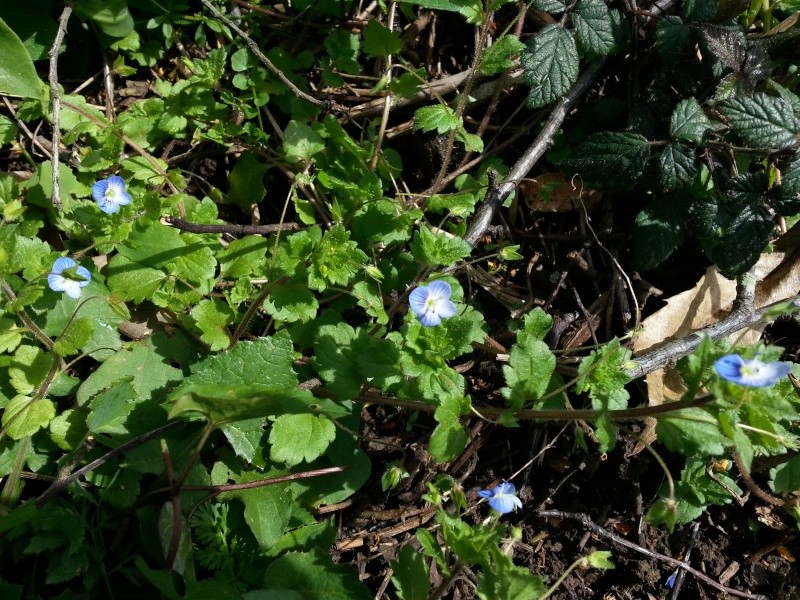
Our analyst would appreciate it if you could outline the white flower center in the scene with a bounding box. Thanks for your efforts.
[105,187,117,200]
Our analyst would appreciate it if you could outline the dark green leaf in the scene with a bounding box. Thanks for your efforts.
[531,0,567,11]
[391,545,430,600]
[573,0,615,56]
[682,0,717,22]
[700,25,746,70]
[670,98,713,143]
[659,143,697,190]
[714,205,773,277]
[0,16,44,98]
[362,20,401,58]
[719,93,800,148]
[767,158,800,216]
[656,409,732,456]
[654,17,691,66]
[558,132,651,190]
[770,455,800,494]
[521,24,578,109]
[633,195,688,270]
[410,225,472,266]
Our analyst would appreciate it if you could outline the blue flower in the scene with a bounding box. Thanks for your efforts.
[47,257,91,299]
[408,280,457,327]
[714,354,791,388]
[477,481,523,514]
[92,175,132,214]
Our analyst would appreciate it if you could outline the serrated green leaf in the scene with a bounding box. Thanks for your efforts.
[410,226,472,267]
[218,235,269,278]
[522,24,578,108]
[429,396,470,462]
[719,93,800,148]
[308,225,367,291]
[269,413,336,466]
[656,409,732,456]
[107,254,167,303]
[573,0,614,56]
[714,205,773,277]
[52,317,94,358]
[477,555,547,600]
[391,544,430,600]
[189,299,234,351]
[633,195,687,270]
[2,395,55,439]
[531,0,567,12]
[264,280,319,323]
[654,17,690,66]
[352,280,388,324]
[479,34,524,75]
[227,152,269,207]
[219,418,266,465]
[502,310,556,408]
[49,409,88,451]
[558,132,650,190]
[659,143,697,191]
[362,20,402,58]
[670,98,713,143]
[414,105,460,135]
[0,317,22,353]
[0,114,19,146]
[0,16,43,98]
[586,550,614,569]
[262,549,371,600]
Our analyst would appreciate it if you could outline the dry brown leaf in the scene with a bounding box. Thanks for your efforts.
[520,172,602,213]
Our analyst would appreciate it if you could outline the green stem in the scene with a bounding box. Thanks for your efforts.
[229,275,288,346]
[539,554,590,600]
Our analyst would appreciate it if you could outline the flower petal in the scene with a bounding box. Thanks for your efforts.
[418,310,442,327]
[487,493,523,514]
[51,256,77,274]
[92,179,109,204]
[409,286,430,317]
[47,273,69,292]
[435,299,457,319]
[63,282,83,299]
[76,266,92,286]
[714,354,745,381]
[426,280,452,300]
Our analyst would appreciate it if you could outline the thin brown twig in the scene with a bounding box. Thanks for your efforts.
[537,509,769,600]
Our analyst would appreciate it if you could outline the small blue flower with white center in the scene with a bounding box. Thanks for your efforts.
[714,354,791,388]
[408,280,457,327]
[92,175,132,214]
[477,480,523,514]
[47,257,91,300]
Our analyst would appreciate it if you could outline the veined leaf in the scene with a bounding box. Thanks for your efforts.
[522,24,578,109]
[670,98,713,143]
[719,93,800,148]
[557,132,650,190]
[714,204,773,277]
[0,16,43,98]
[573,0,615,56]
[659,143,697,191]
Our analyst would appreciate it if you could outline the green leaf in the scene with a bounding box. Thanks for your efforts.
[633,195,687,271]
[586,550,614,569]
[189,299,234,351]
[531,0,567,13]
[521,24,578,109]
[227,152,269,207]
[0,114,19,146]
[0,317,23,354]
[49,409,88,451]
[670,98,713,143]
[477,554,547,600]
[430,396,470,462]
[573,0,615,56]
[0,16,43,98]
[86,378,139,435]
[502,310,556,408]
[218,236,269,278]
[239,482,293,549]
[391,544,430,600]
[264,280,319,323]
[654,17,690,66]
[414,105,460,135]
[557,132,650,190]
[308,225,368,291]
[480,34,524,75]
[169,384,319,425]
[362,20,402,58]
[74,0,134,38]
[658,143,697,191]
[352,280,388,324]
[9,345,51,395]
[283,121,325,162]
[656,408,732,456]
[767,158,800,216]
[410,225,472,267]
[107,254,167,303]
[77,337,183,405]
[262,549,371,600]
[771,455,800,493]
[713,205,773,277]
[2,395,55,439]
[719,93,800,148]
[269,414,337,466]
[52,317,94,358]
[219,418,266,465]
